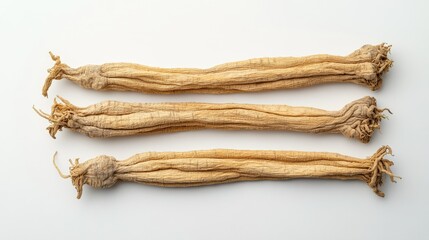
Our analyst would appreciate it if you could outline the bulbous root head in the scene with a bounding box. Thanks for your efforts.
[347,43,392,90]
[53,152,117,199]
[338,96,391,143]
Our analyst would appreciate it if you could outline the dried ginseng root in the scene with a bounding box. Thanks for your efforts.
[34,96,389,143]
[42,44,392,97]
[52,146,399,199]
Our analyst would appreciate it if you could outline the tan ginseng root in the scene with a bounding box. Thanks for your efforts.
[34,96,389,143]
[52,146,399,199]
[42,44,392,97]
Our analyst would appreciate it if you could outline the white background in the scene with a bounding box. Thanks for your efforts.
[1,0,428,239]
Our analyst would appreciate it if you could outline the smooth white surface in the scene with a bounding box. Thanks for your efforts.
[1,0,428,239]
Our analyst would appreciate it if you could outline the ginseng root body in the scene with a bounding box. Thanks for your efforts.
[53,146,398,199]
[42,44,392,96]
[34,96,389,143]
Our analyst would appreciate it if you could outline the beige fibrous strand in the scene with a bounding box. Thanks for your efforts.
[52,146,399,199]
[34,96,389,143]
[42,44,392,97]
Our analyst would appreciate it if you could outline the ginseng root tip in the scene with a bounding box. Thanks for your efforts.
[52,151,70,179]
[42,52,64,98]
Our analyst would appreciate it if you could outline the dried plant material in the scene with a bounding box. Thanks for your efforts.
[42,44,392,97]
[53,146,399,199]
[34,96,389,143]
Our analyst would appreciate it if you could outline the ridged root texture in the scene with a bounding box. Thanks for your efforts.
[52,146,399,199]
[42,43,392,96]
